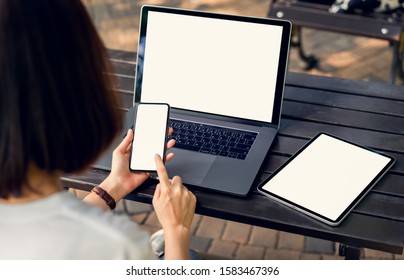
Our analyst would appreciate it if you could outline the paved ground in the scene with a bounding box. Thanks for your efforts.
[78,0,404,259]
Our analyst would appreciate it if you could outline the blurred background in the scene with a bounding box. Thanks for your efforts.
[82,0,396,83]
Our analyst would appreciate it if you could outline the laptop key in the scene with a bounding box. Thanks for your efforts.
[228,142,237,148]
[243,134,256,140]
[236,143,251,150]
[200,148,211,154]
[229,147,248,155]
[174,143,201,152]
[203,143,212,148]
[195,142,203,147]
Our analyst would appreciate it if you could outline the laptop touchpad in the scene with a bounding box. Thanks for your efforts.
[166,148,215,185]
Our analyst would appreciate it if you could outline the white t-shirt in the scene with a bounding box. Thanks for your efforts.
[0,191,155,259]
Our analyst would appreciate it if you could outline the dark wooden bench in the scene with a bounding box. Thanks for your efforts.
[268,0,404,84]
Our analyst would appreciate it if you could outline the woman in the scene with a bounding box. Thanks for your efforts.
[0,0,196,259]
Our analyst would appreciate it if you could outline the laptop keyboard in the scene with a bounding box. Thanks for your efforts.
[168,119,258,160]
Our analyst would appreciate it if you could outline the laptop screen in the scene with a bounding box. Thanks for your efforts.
[135,6,291,124]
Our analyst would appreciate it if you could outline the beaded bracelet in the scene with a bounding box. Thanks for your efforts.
[91,186,116,210]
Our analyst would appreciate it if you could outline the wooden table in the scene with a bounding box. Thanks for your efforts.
[63,49,404,259]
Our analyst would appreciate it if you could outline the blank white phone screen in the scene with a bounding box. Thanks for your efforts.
[130,104,169,171]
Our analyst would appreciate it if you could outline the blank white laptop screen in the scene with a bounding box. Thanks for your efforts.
[139,10,283,123]
[258,133,395,226]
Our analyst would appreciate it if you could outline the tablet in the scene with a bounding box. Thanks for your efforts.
[257,133,395,226]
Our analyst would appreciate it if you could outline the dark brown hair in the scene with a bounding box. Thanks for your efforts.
[0,0,123,198]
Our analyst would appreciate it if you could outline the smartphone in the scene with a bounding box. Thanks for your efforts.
[129,103,170,172]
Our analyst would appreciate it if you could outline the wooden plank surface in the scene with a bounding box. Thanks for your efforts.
[63,49,404,254]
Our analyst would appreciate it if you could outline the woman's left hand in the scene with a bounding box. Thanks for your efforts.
[100,128,175,202]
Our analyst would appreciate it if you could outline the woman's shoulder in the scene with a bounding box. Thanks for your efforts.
[60,192,145,235]
[58,192,154,259]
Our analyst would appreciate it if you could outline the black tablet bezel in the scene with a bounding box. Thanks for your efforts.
[257,132,396,226]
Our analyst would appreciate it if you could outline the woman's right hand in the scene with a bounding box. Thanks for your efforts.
[152,154,196,260]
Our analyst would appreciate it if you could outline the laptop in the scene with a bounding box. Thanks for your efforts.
[96,5,291,196]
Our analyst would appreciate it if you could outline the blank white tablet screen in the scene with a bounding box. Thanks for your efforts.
[261,134,392,221]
